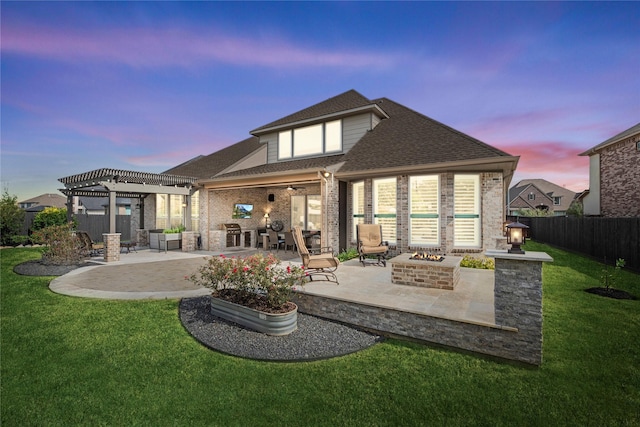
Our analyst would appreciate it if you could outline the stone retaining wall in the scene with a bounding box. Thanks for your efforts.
[293,250,552,365]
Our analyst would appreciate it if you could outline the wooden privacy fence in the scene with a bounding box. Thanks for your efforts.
[22,213,131,243]
[528,216,639,271]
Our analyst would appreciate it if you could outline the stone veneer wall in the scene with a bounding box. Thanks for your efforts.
[600,134,640,217]
[323,176,340,252]
[293,250,550,365]
[136,229,149,247]
[181,231,198,252]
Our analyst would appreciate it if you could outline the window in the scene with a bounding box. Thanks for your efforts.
[528,193,535,201]
[156,192,198,230]
[294,124,323,157]
[278,120,342,160]
[291,194,322,231]
[278,130,292,159]
[409,175,439,246]
[190,191,200,231]
[553,196,561,206]
[352,181,365,239]
[156,194,168,229]
[373,178,396,244]
[169,195,183,228]
[454,174,480,247]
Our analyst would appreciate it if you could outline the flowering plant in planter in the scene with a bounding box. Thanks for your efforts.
[188,253,307,313]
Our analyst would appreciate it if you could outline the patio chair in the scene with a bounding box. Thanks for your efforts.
[75,231,104,257]
[283,231,296,253]
[356,224,389,267]
[267,229,285,251]
[293,226,339,284]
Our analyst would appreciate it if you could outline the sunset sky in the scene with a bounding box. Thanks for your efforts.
[2,1,638,201]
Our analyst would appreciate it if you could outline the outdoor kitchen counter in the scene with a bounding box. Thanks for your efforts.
[390,253,461,290]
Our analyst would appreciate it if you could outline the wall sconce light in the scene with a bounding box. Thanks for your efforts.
[264,213,269,228]
[506,221,529,254]
[323,171,331,178]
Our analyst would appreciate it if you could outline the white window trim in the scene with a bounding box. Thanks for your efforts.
[277,120,342,160]
[352,181,365,240]
[453,174,481,248]
[373,177,397,244]
[409,175,440,247]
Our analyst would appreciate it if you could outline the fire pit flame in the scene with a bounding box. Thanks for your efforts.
[410,252,445,262]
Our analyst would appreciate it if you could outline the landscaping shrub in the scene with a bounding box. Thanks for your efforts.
[32,207,74,230]
[0,190,25,246]
[337,247,359,262]
[31,222,84,265]
[460,255,495,270]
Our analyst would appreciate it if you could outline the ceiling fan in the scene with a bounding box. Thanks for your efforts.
[284,185,305,191]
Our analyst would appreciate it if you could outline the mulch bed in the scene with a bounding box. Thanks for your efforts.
[585,287,637,300]
[13,260,91,277]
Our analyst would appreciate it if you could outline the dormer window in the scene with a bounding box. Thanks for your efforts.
[278,120,342,160]
[528,193,535,201]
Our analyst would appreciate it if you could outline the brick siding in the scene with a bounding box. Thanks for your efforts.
[600,135,640,217]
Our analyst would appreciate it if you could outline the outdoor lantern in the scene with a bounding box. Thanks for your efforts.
[506,221,529,254]
[264,213,269,228]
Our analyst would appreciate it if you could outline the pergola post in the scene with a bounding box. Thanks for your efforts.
[185,194,192,231]
[109,190,117,234]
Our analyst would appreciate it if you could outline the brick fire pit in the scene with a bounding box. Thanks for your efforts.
[390,253,461,290]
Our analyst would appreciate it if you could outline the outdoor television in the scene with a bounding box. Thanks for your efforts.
[232,203,253,219]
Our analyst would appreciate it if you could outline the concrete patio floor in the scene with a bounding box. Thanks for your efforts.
[49,247,496,327]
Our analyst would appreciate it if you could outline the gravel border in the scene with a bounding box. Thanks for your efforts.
[13,260,93,276]
[179,296,383,361]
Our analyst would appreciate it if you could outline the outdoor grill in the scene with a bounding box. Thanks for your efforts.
[221,223,242,247]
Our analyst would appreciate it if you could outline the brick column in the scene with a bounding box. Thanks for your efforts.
[486,250,553,365]
[103,233,121,262]
[182,231,197,252]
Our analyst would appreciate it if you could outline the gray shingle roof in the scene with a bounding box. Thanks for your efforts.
[167,91,516,184]
[251,90,373,133]
[580,122,640,156]
[164,136,262,179]
[338,97,512,173]
[213,154,346,179]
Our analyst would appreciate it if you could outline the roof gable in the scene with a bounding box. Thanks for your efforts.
[250,90,378,134]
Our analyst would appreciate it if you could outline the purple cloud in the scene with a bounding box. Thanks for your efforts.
[1,23,396,70]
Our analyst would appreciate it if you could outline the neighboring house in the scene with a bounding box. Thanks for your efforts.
[507,179,577,216]
[579,122,640,217]
[161,90,519,254]
[18,193,67,210]
[76,196,131,215]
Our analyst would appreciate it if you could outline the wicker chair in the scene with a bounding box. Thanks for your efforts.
[356,224,389,267]
[292,226,339,284]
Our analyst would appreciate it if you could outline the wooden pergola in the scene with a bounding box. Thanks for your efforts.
[59,168,198,234]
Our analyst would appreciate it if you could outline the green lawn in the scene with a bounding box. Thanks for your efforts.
[1,243,638,426]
